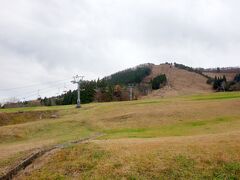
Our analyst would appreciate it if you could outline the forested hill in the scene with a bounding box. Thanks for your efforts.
[4,63,240,108]
[104,63,152,85]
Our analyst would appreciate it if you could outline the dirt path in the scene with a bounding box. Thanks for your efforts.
[0,133,103,180]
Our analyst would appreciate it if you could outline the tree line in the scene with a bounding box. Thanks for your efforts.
[208,74,240,91]
[40,65,152,106]
[172,62,240,91]
[173,62,209,79]
[105,64,151,85]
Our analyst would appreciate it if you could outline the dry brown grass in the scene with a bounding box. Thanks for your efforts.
[0,110,58,126]
[203,72,237,81]
[84,95,240,132]
[144,64,213,97]
[95,131,240,178]
[19,131,240,179]
[1,92,240,178]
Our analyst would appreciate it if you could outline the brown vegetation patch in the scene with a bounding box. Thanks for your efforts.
[144,64,213,97]
[0,110,58,126]
[203,72,238,81]
[19,131,240,179]
[104,113,135,122]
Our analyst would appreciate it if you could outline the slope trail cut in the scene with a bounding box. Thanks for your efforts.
[0,133,103,180]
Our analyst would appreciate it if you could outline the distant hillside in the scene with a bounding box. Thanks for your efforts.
[6,63,239,108]
[39,63,239,104]
[202,67,240,81]
[143,64,213,97]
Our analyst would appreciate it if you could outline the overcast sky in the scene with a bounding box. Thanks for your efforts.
[0,0,240,102]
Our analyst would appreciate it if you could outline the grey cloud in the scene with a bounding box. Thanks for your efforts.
[0,0,240,100]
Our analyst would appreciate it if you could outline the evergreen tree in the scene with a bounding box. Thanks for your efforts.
[234,74,240,82]
[106,66,151,85]
[223,75,227,82]
[152,74,167,90]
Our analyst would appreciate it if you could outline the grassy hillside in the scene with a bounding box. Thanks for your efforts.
[144,64,213,97]
[1,92,240,179]
[203,72,239,81]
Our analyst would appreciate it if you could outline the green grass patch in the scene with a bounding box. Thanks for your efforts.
[213,162,240,179]
[101,116,239,139]
[0,120,94,144]
[129,99,169,105]
[162,155,240,179]
[191,92,240,101]
[162,155,197,179]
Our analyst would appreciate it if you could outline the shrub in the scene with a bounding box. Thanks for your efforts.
[152,74,167,90]
[234,74,240,82]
